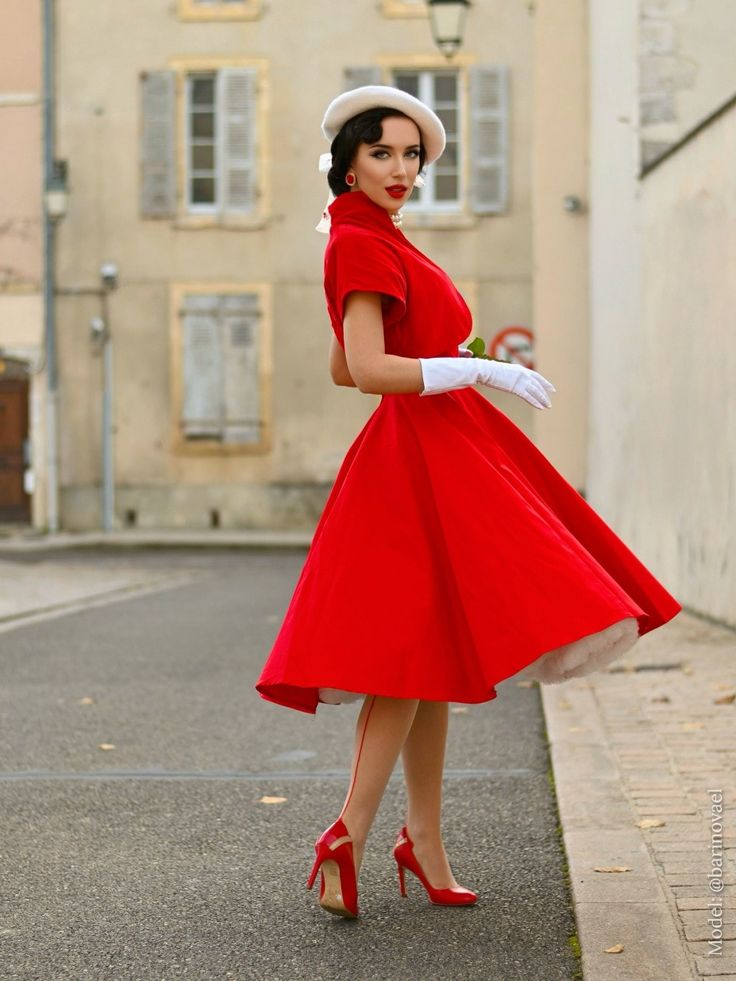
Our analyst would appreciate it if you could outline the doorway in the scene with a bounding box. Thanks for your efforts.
[0,375,31,523]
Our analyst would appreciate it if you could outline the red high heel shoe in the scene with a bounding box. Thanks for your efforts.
[306,816,359,918]
[393,825,477,906]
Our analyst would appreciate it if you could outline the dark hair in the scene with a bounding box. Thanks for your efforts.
[327,107,427,196]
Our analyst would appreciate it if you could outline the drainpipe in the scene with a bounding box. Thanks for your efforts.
[41,0,59,532]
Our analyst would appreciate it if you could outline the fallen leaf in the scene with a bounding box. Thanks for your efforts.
[259,796,287,804]
[637,818,666,829]
[594,866,632,873]
[516,680,535,688]
[78,697,95,705]
[714,693,736,705]
[681,664,693,675]
[97,743,115,751]
[650,696,670,703]
[558,700,572,710]
[604,943,625,954]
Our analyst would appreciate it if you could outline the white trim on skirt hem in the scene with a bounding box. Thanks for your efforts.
[317,616,640,705]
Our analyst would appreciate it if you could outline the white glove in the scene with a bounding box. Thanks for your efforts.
[419,356,556,410]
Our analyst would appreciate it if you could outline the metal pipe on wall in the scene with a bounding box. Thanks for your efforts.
[42,0,59,532]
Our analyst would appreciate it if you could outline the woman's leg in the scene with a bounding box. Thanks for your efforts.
[400,700,460,889]
[338,694,420,879]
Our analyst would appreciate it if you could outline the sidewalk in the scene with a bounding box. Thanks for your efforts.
[542,610,736,980]
[1,538,733,979]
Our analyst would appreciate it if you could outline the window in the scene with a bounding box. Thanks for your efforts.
[344,63,509,217]
[171,286,271,451]
[140,61,266,225]
[178,0,261,21]
[393,69,462,211]
[185,69,257,215]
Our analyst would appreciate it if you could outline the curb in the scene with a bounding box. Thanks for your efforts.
[541,679,696,981]
[0,529,314,554]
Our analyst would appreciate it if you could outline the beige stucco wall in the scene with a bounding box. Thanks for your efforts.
[531,0,589,492]
[53,0,541,530]
[587,0,645,545]
[0,1,43,293]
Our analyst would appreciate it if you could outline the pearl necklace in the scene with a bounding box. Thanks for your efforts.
[390,210,403,228]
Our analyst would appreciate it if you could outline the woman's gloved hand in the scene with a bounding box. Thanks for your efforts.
[419,355,556,410]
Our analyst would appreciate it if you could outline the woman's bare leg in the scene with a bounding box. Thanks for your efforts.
[337,694,420,880]
[400,699,459,889]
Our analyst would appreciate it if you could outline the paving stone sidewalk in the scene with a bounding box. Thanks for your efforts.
[542,610,736,981]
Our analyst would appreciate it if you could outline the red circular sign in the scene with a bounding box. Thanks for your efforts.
[489,326,535,370]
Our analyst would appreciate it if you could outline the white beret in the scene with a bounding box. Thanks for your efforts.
[320,85,446,165]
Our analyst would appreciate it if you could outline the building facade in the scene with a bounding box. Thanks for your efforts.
[0,1,45,527]
[9,0,558,532]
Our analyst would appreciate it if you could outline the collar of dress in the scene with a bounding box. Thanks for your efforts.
[327,189,401,236]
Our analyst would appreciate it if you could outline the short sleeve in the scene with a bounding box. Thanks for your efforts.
[326,229,407,329]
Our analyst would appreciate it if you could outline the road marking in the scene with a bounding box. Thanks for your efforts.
[0,767,535,782]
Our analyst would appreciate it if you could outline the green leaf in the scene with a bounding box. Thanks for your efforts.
[466,336,486,357]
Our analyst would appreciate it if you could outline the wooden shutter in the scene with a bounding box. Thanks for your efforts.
[343,67,382,90]
[181,294,222,437]
[220,67,258,213]
[221,293,262,443]
[140,70,176,217]
[469,65,509,214]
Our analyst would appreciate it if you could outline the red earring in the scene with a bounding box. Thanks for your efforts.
[345,173,356,186]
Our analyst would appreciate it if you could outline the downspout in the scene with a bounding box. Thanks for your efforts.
[42,0,59,531]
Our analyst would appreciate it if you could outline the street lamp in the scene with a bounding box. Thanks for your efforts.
[428,0,471,59]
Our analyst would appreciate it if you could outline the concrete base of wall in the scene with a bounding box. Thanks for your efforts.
[59,482,334,532]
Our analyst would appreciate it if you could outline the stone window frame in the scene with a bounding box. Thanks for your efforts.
[167,56,270,230]
[169,281,273,456]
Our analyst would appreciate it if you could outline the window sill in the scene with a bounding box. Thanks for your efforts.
[402,211,480,231]
[173,213,270,231]
[177,0,262,21]
[381,0,428,17]
[173,437,271,456]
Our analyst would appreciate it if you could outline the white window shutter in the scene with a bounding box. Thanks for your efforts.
[469,65,509,214]
[343,67,382,90]
[181,295,222,437]
[219,67,258,213]
[222,294,262,443]
[140,70,176,217]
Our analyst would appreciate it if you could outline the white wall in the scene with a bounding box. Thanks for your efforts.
[588,0,735,626]
[638,100,736,624]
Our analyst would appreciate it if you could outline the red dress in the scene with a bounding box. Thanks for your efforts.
[254,189,682,715]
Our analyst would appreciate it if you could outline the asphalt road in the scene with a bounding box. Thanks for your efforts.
[0,549,580,981]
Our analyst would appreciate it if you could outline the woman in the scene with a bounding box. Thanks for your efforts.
[254,86,682,919]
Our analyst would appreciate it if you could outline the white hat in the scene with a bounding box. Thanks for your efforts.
[321,84,446,165]
[316,84,446,233]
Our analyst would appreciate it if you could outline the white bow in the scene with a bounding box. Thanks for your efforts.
[315,152,425,234]
[315,153,335,233]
